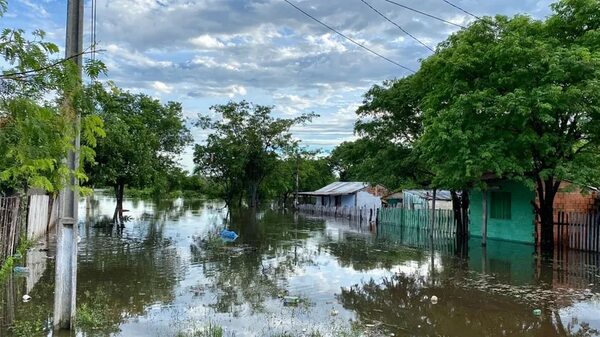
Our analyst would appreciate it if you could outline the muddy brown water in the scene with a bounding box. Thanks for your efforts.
[1,191,599,336]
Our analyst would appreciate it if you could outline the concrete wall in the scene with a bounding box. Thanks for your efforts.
[470,180,536,244]
[27,194,49,241]
[340,194,356,208]
[312,191,381,210]
[356,191,381,210]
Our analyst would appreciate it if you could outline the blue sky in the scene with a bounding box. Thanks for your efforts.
[1,0,554,172]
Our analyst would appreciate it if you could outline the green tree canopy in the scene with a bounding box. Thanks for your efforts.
[86,83,191,221]
[0,1,105,196]
[194,101,315,207]
[415,0,600,247]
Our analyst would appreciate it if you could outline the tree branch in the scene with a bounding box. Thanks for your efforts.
[0,49,104,79]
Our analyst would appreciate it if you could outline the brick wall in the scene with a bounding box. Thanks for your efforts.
[552,181,600,213]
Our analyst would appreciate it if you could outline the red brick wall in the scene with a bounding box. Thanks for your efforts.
[553,181,600,213]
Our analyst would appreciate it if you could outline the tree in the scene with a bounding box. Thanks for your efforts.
[329,138,413,189]
[261,147,335,205]
[351,74,471,235]
[0,1,105,196]
[194,101,315,208]
[86,84,192,222]
[416,0,600,250]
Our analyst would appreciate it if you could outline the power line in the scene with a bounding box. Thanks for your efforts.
[359,0,434,52]
[382,0,466,29]
[441,0,480,20]
[90,0,98,60]
[283,0,415,73]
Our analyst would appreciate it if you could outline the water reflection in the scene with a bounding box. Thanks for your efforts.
[0,192,599,336]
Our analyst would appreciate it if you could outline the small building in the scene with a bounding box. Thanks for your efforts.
[383,190,453,209]
[298,182,386,210]
[470,180,600,244]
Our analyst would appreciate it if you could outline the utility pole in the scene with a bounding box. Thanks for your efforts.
[295,152,299,208]
[54,0,83,330]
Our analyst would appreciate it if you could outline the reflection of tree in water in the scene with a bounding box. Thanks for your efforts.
[325,233,427,272]
[190,209,324,315]
[75,216,182,336]
[338,272,599,337]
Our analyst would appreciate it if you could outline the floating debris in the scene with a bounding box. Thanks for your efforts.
[220,229,238,241]
[431,295,439,304]
[533,309,542,316]
[283,296,300,306]
[13,266,29,274]
[22,295,31,303]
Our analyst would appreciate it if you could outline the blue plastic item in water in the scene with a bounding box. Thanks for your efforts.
[220,229,238,241]
[13,266,29,274]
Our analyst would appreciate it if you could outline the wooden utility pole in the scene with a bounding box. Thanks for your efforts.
[54,0,83,330]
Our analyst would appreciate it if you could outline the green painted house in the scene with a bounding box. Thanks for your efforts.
[470,180,536,244]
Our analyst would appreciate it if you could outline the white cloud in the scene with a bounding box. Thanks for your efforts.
[151,81,173,94]
[189,35,225,49]
[20,0,555,171]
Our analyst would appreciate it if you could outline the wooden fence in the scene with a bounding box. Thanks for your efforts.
[26,194,49,240]
[378,207,456,239]
[0,197,21,263]
[547,211,600,252]
[297,204,378,222]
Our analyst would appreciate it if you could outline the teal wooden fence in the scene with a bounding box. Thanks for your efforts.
[378,208,456,238]
[377,208,457,254]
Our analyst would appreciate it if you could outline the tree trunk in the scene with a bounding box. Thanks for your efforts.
[451,190,470,238]
[536,177,560,252]
[461,189,469,237]
[451,190,462,234]
[248,182,259,208]
[113,182,125,226]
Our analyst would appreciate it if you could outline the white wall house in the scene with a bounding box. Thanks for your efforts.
[299,182,385,210]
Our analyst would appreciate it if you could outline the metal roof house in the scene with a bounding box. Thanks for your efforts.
[298,182,386,210]
[383,190,453,210]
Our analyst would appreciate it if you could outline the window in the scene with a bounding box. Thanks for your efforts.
[490,192,511,220]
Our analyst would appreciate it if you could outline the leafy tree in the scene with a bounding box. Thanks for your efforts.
[261,147,335,205]
[194,101,315,208]
[329,138,413,190]
[86,84,192,222]
[0,1,105,196]
[416,0,600,249]
[350,74,470,234]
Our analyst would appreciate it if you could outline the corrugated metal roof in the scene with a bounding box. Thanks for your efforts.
[403,190,453,201]
[298,182,368,196]
[383,192,403,200]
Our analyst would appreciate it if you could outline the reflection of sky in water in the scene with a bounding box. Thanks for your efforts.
[68,192,600,337]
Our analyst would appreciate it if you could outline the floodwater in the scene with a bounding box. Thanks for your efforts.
[1,191,600,337]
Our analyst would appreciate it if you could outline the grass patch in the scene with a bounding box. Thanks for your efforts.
[75,290,113,330]
[9,317,46,337]
[0,233,35,282]
[176,323,225,337]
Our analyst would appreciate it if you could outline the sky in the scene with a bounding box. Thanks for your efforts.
[1,0,554,172]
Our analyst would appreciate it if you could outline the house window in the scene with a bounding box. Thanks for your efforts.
[490,192,511,220]
[335,195,342,207]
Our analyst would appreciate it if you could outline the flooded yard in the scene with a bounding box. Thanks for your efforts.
[2,191,600,336]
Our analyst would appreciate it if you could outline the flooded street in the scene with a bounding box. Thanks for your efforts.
[2,191,600,336]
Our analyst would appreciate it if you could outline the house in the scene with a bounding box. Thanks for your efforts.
[470,179,600,244]
[383,190,453,209]
[298,182,387,211]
